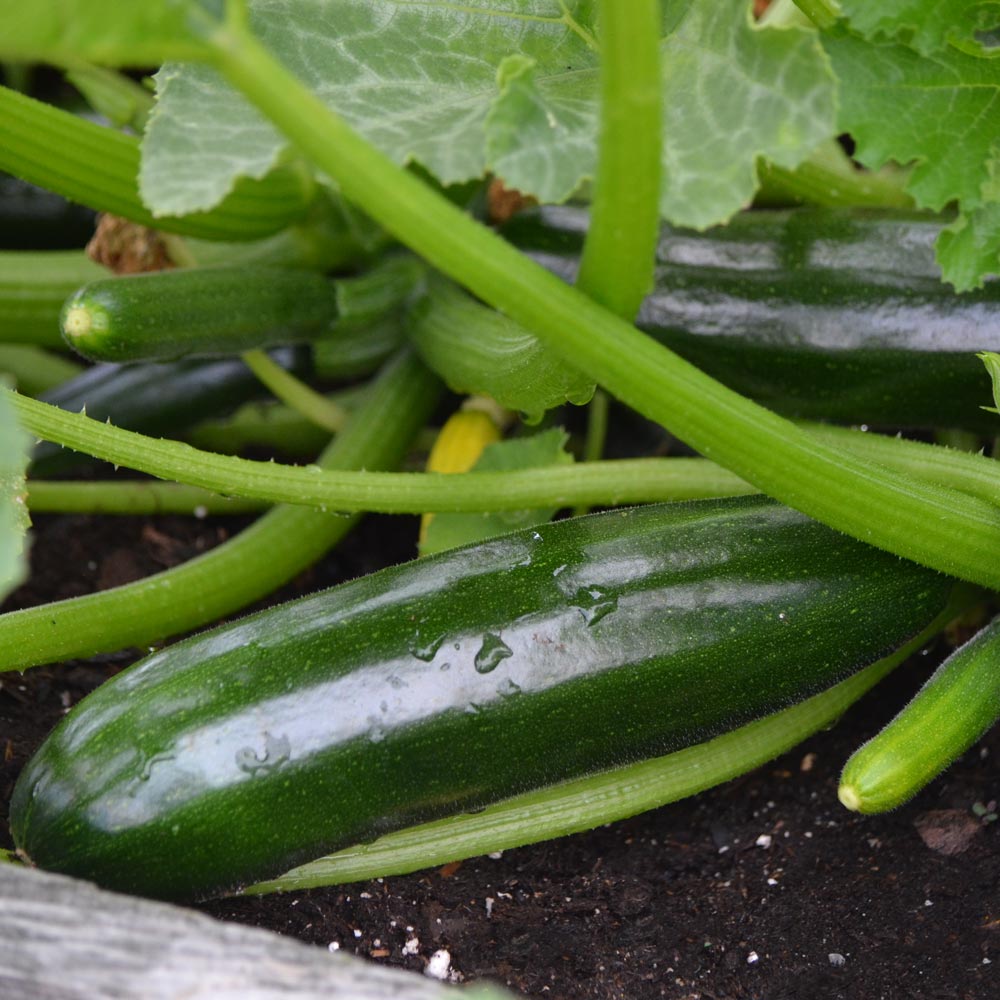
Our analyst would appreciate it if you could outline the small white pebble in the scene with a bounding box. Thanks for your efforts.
[925,899,933,907]
[829,953,846,968]
[983,958,992,965]
[328,941,340,952]
[804,831,813,839]
[402,937,420,956]
[353,929,363,939]
[193,505,208,519]
[767,878,778,886]
[488,851,504,859]
[718,845,730,854]
[755,834,772,849]
[485,897,495,919]
[359,892,372,899]
[747,951,759,965]
[425,949,452,980]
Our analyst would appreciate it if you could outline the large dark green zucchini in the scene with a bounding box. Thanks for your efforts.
[31,347,311,476]
[0,174,97,250]
[11,496,951,901]
[502,206,1000,430]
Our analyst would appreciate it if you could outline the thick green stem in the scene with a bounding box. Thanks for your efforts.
[0,352,440,673]
[0,250,107,348]
[249,597,964,893]
[575,0,662,319]
[206,18,1000,592]
[11,391,1000,517]
[0,84,313,242]
[25,480,267,516]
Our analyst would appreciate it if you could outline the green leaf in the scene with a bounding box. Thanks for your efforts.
[421,428,573,556]
[0,0,217,66]
[142,0,601,215]
[937,203,1000,290]
[836,0,1000,57]
[141,0,835,229]
[659,0,837,228]
[0,389,30,604]
[824,31,1000,288]
[977,350,1000,413]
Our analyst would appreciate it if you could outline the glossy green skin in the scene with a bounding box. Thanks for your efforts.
[61,266,340,363]
[11,496,951,901]
[840,614,1000,813]
[503,207,1000,430]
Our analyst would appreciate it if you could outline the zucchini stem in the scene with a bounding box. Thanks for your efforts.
[241,349,348,434]
[10,390,1000,514]
[205,12,1000,592]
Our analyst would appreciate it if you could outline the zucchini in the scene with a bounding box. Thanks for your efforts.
[502,206,1000,431]
[31,347,311,476]
[12,495,951,901]
[839,614,1000,814]
[61,267,340,363]
[0,174,97,250]
[60,255,421,364]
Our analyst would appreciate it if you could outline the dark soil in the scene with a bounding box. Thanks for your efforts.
[3,505,998,1000]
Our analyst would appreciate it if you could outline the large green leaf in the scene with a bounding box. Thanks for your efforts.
[0,0,217,66]
[836,0,1000,57]
[825,30,1000,288]
[0,390,30,604]
[141,0,836,229]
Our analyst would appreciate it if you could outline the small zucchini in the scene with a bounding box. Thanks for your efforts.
[839,614,1000,814]
[60,266,341,363]
[503,206,1000,430]
[12,496,951,901]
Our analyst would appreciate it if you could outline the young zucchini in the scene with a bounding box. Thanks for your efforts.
[839,614,1000,814]
[502,206,1000,431]
[60,266,341,363]
[31,347,311,476]
[11,495,951,901]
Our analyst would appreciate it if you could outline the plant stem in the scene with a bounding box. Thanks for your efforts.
[0,352,440,673]
[757,140,914,210]
[207,15,1000,591]
[241,349,348,433]
[575,0,662,320]
[0,250,107,348]
[25,480,267,516]
[248,595,964,893]
[0,345,82,395]
[0,84,312,242]
[790,0,840,30]
[12,390,1000,516]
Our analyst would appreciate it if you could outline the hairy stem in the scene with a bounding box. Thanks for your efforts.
[0,352,440,673]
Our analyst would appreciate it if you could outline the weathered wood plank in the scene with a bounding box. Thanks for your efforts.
[0,864,509,1000]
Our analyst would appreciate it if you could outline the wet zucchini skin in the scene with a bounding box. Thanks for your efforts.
[504,206,1000,430]
[11,496,951,901]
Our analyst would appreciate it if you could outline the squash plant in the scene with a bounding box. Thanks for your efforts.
[2,0,1000,895]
